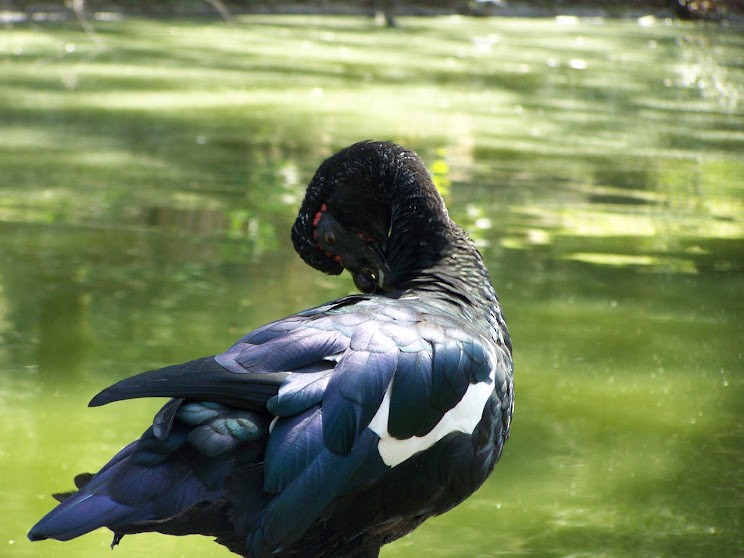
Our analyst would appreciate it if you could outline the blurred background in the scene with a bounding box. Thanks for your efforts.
[1,1,742,557]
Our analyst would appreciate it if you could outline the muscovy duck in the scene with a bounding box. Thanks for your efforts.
[28,140,514,558]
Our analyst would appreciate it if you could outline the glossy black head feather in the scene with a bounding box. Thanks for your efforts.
[292,141,392,275]
[292,141,451,289]
[291,173,344,276]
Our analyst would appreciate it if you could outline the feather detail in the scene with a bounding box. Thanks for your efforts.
[89,357,288,410]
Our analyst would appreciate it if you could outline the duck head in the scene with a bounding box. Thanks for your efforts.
[292,141,450,294]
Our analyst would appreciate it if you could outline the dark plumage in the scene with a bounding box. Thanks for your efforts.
[28,141,514,558]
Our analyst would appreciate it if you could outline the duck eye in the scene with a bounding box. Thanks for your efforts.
[323,232,335,246]
[353,267,378,294]
[362,267,377,283]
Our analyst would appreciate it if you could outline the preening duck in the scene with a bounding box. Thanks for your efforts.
[28,140,514,558]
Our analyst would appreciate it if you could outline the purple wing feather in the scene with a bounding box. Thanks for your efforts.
[321,326,399,455]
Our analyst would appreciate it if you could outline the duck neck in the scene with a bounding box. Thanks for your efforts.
[402,230,507,345]
[382,169,453,289]
[397,225,494,305]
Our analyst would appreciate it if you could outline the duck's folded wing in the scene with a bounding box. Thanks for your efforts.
[89,356,288,410]
[251,308,503,554]
[88,301,357,411]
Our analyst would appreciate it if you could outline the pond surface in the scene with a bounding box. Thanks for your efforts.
[1,13,743,558]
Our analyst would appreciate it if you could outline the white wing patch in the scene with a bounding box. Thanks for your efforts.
[368,349,496,468]
[269,416,279,434]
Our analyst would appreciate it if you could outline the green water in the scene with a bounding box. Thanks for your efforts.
[1,13,743,558]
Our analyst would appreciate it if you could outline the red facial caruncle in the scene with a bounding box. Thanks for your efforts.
[312,204,342,263]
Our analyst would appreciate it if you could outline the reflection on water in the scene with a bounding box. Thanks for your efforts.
[1,13,742,558]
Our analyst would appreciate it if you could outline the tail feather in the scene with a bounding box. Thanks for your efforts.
[29,446,142,542]
[28,454,220,544]
[52,472,95,503]
[28,491,138,541]
[28,404,268,550]
[51,491,75,503]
